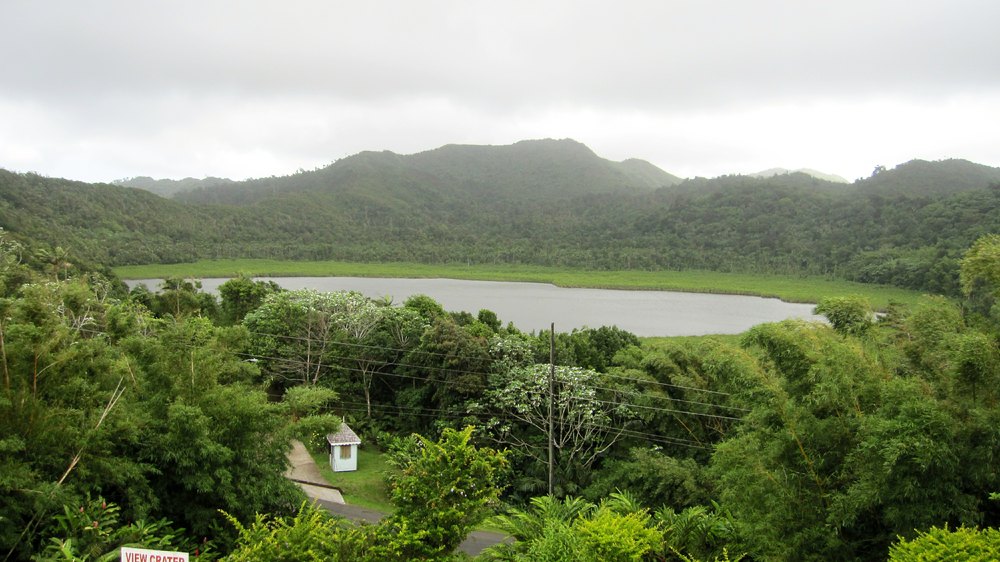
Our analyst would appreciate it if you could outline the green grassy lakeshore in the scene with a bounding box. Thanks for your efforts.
[114,259,925,309]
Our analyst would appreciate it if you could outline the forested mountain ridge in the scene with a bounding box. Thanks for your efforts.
[112,175,235,198]
[169,138,682,206]
[751,167,849,183]
[855,158,1000,196]
[0,170,227,264]
[1,141,998,296]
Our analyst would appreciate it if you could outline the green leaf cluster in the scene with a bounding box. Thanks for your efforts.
[888,525,1000,561]
[32,497,198,561]
[484,494,659,562]
[0,265,302,558]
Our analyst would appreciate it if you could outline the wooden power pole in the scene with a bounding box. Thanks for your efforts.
[548,322,555,496]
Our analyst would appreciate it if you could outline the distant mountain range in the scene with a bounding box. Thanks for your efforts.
[2,139,999,296]
[750,168,849,184]
[113,175,234,198]
[113,141,858,198]
[131,139,683,205]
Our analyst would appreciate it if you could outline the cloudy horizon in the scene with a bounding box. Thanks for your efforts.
[2,0,998,184]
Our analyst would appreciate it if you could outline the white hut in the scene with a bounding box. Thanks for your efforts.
[327,422,362,472]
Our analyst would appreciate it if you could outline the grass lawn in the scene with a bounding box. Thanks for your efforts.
[113,259,925,310]
[307,444,396,513]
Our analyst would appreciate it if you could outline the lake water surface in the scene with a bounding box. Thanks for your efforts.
[127,277,824,337]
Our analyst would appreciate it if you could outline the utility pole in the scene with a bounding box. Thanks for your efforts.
[548,322,555,496]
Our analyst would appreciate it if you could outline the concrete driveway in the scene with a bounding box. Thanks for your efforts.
[285,439,345,503]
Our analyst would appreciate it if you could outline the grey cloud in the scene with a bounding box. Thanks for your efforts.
[4,0,998,110]
[2,0,999,182]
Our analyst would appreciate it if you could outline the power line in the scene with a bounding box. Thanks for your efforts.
[235,348,745,423]
[240,327,736,397]
[238,327,739,407]
[73,335,724,454]
[74,323,746,441]
[587,382,750,413]
[327,399,715,452]
[75,323,746,423]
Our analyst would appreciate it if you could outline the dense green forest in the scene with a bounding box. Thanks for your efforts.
[3,226,1000,560]
[2,139,999,297]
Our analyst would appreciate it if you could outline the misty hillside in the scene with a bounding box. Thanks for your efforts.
[751,168,849,183]
[173,139,682,206]
[855,158,1000,195]
[114,176,235,198]
[1,140,998,296]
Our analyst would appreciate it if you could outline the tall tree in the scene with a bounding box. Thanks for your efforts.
[476,337,635,495]
[243,289,344,388]
[960,233,1000,297]
[218,274,281,325]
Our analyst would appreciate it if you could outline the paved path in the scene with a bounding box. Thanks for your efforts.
[286,440,510,556]
[460,529,514,557]
[315,498,385,523]
[313,499,511,556]
[285,440,345,503]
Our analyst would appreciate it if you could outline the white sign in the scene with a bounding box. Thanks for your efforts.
[120,546,189,562]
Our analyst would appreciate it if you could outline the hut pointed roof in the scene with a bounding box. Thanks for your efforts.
[326,422,361,446]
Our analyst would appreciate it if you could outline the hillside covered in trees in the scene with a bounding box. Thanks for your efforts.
[3,139,1000,296]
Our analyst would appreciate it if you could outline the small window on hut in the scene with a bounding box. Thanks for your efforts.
[340,445,352,460]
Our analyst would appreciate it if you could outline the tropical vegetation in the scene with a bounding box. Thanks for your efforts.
[1,228,998,560]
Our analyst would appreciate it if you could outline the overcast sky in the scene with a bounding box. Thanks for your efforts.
[2,0,998,183]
